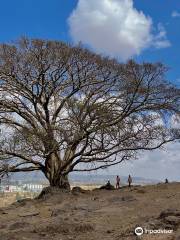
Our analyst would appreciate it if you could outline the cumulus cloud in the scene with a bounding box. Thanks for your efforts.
[68,0,171,61]
[172,11,180,18]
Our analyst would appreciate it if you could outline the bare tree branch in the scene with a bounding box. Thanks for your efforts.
[0,38,179,188]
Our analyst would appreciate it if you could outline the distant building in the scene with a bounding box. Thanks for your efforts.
[1,185,23,193]
[0,183,44,193]
[22,184,43,192]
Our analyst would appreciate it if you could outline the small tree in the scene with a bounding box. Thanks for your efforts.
[0,38,179,189]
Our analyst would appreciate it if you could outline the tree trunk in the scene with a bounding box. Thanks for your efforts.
[45,152,70,190]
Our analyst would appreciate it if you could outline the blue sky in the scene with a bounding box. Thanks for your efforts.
[0,0,179,180]
[0,0,179,84]
[0,0,75,42]
[134,0,180,84]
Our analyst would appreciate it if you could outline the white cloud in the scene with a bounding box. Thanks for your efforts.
[68,0,171,61]
[172,11,180,18]
[153,23,171,49]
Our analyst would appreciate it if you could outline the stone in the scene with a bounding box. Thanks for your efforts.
[18,211,40,217]
[100,183,115,190]
[71,186,86,194]
[121,195,136,202]
[74,223,94,232]
[159,209,180,219]
[9,222,29,230]
[51,209,65,217]
[164,216,180,226]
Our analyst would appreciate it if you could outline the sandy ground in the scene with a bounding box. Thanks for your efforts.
[0,182,180,240]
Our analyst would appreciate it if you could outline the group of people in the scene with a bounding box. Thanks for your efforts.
[115,174,132,189]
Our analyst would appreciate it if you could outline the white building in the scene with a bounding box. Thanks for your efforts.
[2,185,23,192]
[23,184,43,192]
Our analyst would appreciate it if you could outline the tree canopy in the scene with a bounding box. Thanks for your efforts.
[0,38,179,188]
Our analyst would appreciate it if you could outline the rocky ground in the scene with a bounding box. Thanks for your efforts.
[0,182,180,240]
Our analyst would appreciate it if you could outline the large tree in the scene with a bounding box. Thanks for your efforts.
[0,38,179,189]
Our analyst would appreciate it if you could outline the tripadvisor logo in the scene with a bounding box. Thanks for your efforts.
[135,227,143,236]
[135,226,173,236]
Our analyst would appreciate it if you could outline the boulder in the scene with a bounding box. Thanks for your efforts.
[100,183,115,190]
[71,186,86,194]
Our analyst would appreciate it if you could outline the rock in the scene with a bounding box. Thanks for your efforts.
[71,186,86,194]
[159,209,180,219]
[100,184,115,190]
[37,224,70,234]
[1,211,8,215]
[121,195,136,202]
[18,211,40,217]
[144,219,163,229]
[17,198,32,205]
[92,197,98,201]
[164,216,180,226]
[74,223,94,232]
[51,209,66,217]
[9,222,29,230]
[143,209,180,233]
[38,233,47,237]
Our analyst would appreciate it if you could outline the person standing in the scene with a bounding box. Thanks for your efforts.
[165,178,169,184]
[128,175,132,188]
[116,175,120,189]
